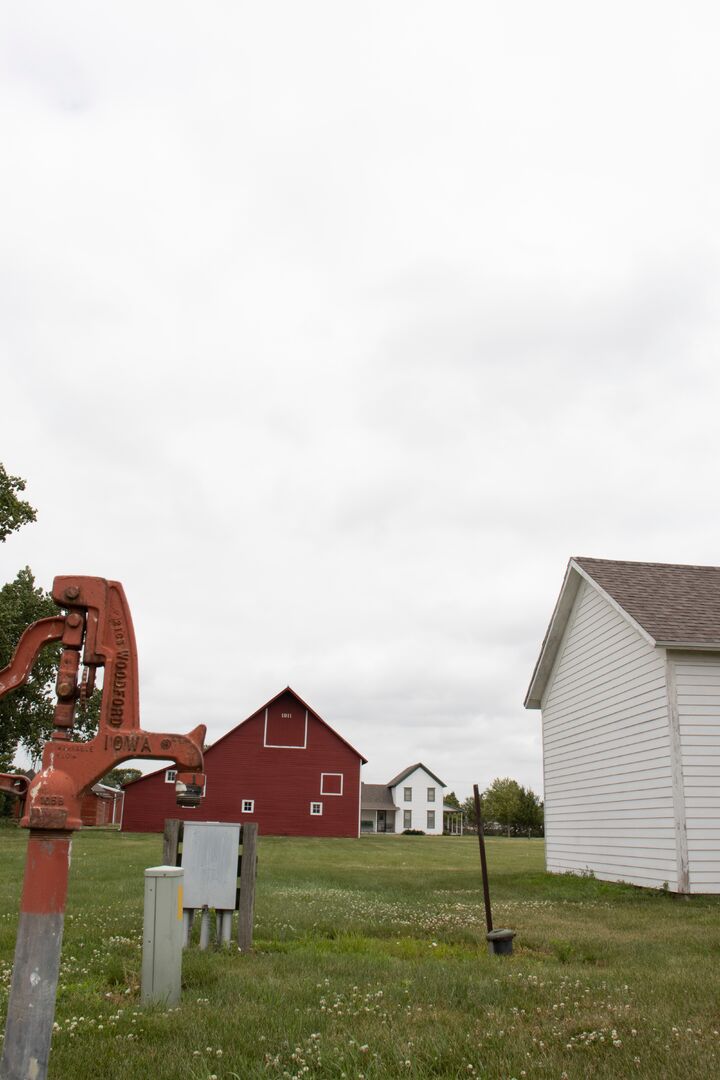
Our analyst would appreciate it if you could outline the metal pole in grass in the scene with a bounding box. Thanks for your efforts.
[473,783,515,956]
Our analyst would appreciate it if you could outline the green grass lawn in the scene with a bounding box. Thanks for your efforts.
[1,829,719,1079]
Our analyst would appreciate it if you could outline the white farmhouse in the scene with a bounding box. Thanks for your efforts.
[525,557,720,894]
[361,763,446,834]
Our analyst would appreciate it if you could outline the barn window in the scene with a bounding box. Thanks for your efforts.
[404,787,412,802]
[427,810,435,829]
[320,773,343,796]
[403,810,412,829]
[310,802,323,816]
[242,799,254,813]
[165,770,177,783]
[427,787,435,802]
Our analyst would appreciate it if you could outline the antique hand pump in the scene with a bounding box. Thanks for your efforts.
[0,576,206,1080]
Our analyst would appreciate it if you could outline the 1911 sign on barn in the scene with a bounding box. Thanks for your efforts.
[121,687,366,837]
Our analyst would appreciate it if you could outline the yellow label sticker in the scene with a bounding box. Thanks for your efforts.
[177,884,183,920]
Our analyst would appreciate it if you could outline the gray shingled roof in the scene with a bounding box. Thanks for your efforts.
[575,557,720,645]
[385,762,446,789]
[361,783,397,811]
[525,556,720,709]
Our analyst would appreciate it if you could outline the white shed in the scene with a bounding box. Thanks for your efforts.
[525,557,720,894]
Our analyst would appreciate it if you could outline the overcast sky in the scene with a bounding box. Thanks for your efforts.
[2,2,720,799]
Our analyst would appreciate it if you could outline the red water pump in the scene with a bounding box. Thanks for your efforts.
[0,576,206,1080]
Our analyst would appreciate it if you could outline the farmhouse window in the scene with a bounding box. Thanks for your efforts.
[427,787,435,802]
[165,770,177,783]
[310,802,323,816]
[403,810,412,829]
[427,810,435,829]
[242,799,254,813]
[320,772,343,796]
[404,787,412,802]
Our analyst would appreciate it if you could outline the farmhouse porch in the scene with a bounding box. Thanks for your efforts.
[360,783,398,833]
[443,805,464,834]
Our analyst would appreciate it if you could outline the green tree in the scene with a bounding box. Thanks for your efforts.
[0,464,37,542]
[102,767,142,789]
[444,790,461,809]
[482,777,523,837]
[0,465,100,774]
[0,568,59,769]
[460,795,478,829]
[515,786,544,837]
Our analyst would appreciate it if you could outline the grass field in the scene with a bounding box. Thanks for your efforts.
[1,829,719,1079]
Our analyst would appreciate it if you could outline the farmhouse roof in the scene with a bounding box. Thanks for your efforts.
[360,783,397,811]
[525,556,720,709]
[386,762,446,789]
[122,685,367,787]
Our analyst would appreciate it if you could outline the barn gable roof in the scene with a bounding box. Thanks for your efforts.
[386,762,446,789]
[123,686,367,787]
[525,556,720,709]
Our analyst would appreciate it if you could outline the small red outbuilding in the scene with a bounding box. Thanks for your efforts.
[80,783,124,827]
[121,687,366,837]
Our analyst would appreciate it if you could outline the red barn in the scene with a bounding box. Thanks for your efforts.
[121,687,366,837]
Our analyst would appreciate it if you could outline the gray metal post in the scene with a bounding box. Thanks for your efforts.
[1,913,65,1080]
[141,866,184,1006]
[1,830,73,1080]
[215,910,231,946]
[182,908,195,948]
[199,906,210,950]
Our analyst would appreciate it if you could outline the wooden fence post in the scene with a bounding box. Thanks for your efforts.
[163,819,181,866]
[237,823,258,953]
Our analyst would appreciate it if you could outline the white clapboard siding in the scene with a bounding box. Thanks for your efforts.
[674,658,720,893]
[542,580,676,889]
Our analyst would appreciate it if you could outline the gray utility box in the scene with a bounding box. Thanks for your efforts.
[141,866,184,1006]
[182,823,240,909]
[181,822,242,948]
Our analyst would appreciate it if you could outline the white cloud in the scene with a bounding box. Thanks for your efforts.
[2,2,720,797]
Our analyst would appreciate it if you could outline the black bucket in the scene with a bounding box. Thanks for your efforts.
[486,928,515,956]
